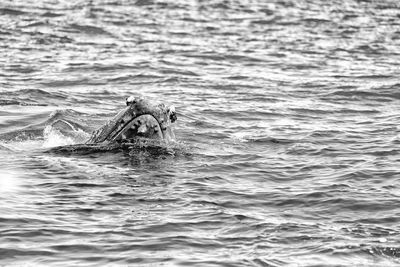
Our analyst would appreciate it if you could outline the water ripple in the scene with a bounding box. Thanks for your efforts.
[0,0,399,266]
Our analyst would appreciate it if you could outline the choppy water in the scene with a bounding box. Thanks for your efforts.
[0,0,399,266]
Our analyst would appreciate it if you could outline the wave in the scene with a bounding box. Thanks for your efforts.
[0,89,68,106]
[0,8,27,16]
[67,23,112,36]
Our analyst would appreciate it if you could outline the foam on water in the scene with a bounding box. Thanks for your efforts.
[42,125,78,148]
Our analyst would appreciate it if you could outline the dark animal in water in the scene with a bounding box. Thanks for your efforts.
[49,96,177,154]
[87,96,176,144]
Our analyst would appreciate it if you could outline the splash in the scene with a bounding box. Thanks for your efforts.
[42,125,77,148]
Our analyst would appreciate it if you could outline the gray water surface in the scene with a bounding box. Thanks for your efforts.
[0,0,399,266]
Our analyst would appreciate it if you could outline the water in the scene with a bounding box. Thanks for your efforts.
[0,0,399,266]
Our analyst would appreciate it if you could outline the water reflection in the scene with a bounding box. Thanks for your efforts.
[0,169,20,193]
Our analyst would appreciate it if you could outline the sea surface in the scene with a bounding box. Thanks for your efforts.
[0,0,399,266]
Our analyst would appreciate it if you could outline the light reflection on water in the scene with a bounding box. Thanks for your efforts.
[0,169,21,194]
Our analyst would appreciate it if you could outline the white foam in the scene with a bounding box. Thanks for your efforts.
[6,139,44,152]
[230,131,252,142]
[41,125,76,148]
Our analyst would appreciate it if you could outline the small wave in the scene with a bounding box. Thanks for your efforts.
[247,136,293,144]
[0,129,43,142]
[0,100,22,106]
[0,89,68,106]
[353,74,394,79]
[0,88,66,99]
[107,74,164,83]
[0,248,54,260]
[251,18,277,25]
[0,100,47,107]
[0,29,11,35]
[4,65,38,73]
[135,0,154,6]
[302,17,331,24]
[20,21,47,28]
[67,23,111,36]
[160,69,199,77]
[226,75,249,80]
[18,88,65,98]
[353,44,389,55]
[0,8,27,16]
[229,131,293,144]
[290,107,379,115]
[40,78,91,87]
[326,87,400,101]
[41,11,63,17]
[183,52,225,61]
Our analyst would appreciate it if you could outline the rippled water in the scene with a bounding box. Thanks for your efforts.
[0,0,400,266]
